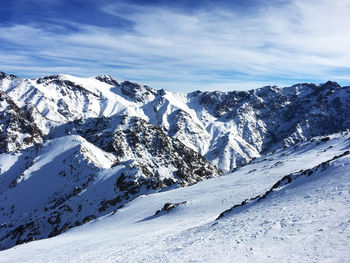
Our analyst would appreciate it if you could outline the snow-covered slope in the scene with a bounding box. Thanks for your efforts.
[0,71,223,249]
[0,132,219,250]
[0,132,349,262]
[50,114,219,186]
[1,70,350,255]
[2,71,350,171]
[0,135,120,249]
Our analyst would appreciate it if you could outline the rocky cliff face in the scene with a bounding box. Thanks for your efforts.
[1,70,350,250]
[51,114,220,187]
[2,71,350,171]
[0,132,220,250]
[0,91,43,153]
[191,82,350,170]
[0,72,221,250]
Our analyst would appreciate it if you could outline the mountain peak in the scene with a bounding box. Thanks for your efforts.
[0,71,18,80]
[95,75,120,86]
[1,72,350,252]
[321,80,341,89]
[36,74,64,84]
[120,80,157,102]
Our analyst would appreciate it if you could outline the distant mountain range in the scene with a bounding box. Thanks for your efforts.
[1,71,350,250]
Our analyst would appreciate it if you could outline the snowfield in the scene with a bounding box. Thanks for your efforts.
[0,133,349,262]
[1,71,350,261]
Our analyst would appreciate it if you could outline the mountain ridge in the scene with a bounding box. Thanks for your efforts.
[2,71,349,171]
[1,132,348,261]
[1,70,350,250]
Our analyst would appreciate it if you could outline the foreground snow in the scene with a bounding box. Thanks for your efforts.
[0,133,349,262]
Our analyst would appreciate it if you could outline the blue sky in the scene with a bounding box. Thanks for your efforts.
[1,0,350,92]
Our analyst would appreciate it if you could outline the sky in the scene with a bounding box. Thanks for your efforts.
[0,0,350,92]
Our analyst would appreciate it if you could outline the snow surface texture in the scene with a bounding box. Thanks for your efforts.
[0,132,349,262]
[0,132,219,250]
[0,72,221,249]
[1,70,350,259]
[1,72,350,171]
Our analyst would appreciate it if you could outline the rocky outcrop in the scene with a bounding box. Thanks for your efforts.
[216,149,350,220]
[120,81,157,103]
[2,72,350,170]
[0,91,43,153]
[1,71,350,250]
[155,201,187,215]
[51,114,221,187]
[0,136,151,250]
[95,75,120,86]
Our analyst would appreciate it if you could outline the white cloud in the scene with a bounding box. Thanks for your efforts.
[0,0,349,91]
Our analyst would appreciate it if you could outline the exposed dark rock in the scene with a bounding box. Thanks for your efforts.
[98,196,122,213]
[51,115,221,188]
[321,136,330,142]
[82,215,97,224]
[155,201,187,215]
[216,150,350,220]
[95,75,120,86]
[0,71,17,80]
[1,72,350,252]
[120,81,157,102]
[0,91,43,153]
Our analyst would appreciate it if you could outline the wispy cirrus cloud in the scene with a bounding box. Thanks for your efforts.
[0,0,349,91]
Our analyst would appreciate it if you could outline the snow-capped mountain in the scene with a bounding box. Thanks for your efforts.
[1,70,350,252]
[0,130,219,249]
[0,91,43,152]
[0,132,349,262]
[1,72,349,171]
